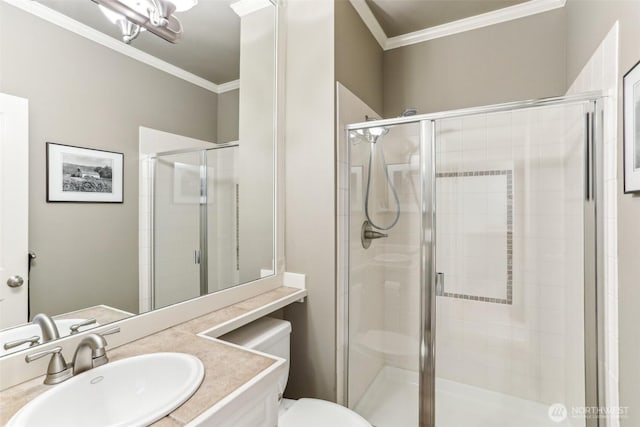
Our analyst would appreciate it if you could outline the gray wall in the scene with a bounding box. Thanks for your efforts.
[282,0,383,401]
[382,9,567,117]
[283,0,336,401]
[0,3,218,316]
[335,0,384,115]
[565,2,640,425]
[217,89,240,143]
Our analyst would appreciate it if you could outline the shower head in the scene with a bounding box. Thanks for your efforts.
[368,126,389,138]
[349,115,389,144]
[350,125,389,144]
[363,116,389,142]
[364,126,388,143]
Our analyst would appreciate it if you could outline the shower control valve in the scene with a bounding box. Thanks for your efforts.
[361,220,388,249]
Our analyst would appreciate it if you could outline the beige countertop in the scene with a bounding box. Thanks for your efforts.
[0,286,304,426]
[54,304,134,328]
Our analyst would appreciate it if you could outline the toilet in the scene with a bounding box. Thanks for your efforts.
[220,317,371,427]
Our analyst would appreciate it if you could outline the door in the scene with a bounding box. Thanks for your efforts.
[346,121,423,426]
[0,93,29,328]
[153,150,204,310]
[433,103,590,427]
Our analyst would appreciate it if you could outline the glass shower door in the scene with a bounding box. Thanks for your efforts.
[153,151,203,309]
[347,122,423,426]
[433,103,589,427]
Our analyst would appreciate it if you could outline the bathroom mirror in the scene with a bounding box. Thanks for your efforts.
[0,0,276,355]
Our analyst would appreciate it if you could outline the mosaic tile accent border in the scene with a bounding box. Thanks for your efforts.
[436,169,513,305]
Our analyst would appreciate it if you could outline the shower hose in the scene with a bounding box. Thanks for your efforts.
[364,135,401,231]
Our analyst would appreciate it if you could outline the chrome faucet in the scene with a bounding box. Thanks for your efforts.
[32,313,60,342]
[72,327,120,376]
[25,326,120,385]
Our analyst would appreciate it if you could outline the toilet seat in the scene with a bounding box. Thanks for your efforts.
[279,398,372,427]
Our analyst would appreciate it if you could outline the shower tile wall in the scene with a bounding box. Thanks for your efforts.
[435,107,586,409]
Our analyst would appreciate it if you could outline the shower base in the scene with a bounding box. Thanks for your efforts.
[354,366,577,427]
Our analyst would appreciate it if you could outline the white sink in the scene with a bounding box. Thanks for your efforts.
[7,352,205,427]
[0,319,98,356]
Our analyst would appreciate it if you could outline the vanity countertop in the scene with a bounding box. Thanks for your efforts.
[54,304,134,325]
[0,285,305,426]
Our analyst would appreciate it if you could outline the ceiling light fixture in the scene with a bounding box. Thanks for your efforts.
[92,0,197,44]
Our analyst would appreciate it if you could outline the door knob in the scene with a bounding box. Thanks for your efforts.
[6,275,24,288]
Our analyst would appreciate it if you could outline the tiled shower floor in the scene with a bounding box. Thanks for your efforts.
[354,366,577,427]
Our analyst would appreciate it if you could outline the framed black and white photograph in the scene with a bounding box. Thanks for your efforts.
[624,60,640,193]
[47,142,124,203]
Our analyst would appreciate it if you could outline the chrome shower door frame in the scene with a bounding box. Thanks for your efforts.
[419,119,436,427]
[345,91,606,427]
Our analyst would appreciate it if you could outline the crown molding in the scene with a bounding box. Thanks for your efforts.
[2,0,236,94]
[350,0,567,51]
[217,79,240,93]
[348,0,387,49]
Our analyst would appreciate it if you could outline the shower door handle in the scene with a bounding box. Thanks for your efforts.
[194,250,201,265]
[585,111,595,201]
[435,272,444,296]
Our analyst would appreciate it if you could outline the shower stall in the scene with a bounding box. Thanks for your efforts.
[150,144,239,309]
[343,94,604,427]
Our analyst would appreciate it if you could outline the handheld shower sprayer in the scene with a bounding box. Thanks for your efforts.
[358,116,401,248]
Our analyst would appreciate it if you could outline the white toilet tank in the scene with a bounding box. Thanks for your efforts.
[220,317,292,393]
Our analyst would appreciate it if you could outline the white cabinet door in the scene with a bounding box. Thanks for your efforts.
[0,93,29,328]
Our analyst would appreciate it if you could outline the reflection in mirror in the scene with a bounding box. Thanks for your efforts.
[147,139,243,310]
[0,0,276,356]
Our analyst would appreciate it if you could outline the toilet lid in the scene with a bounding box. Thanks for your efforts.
[279,398,372,427]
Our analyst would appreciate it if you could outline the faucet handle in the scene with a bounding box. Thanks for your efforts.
[25,346,63,363]
[26,346,72,385]
[4,335,40,350]
[69,318,97,334]
[100,326,120,336]
[94,327,120,367]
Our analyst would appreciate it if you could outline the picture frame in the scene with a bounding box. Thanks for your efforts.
[623,59,640,193]
[47,142,124,203]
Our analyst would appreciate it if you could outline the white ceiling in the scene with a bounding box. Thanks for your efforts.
[365,0,529,37]
[38,0,242,85]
